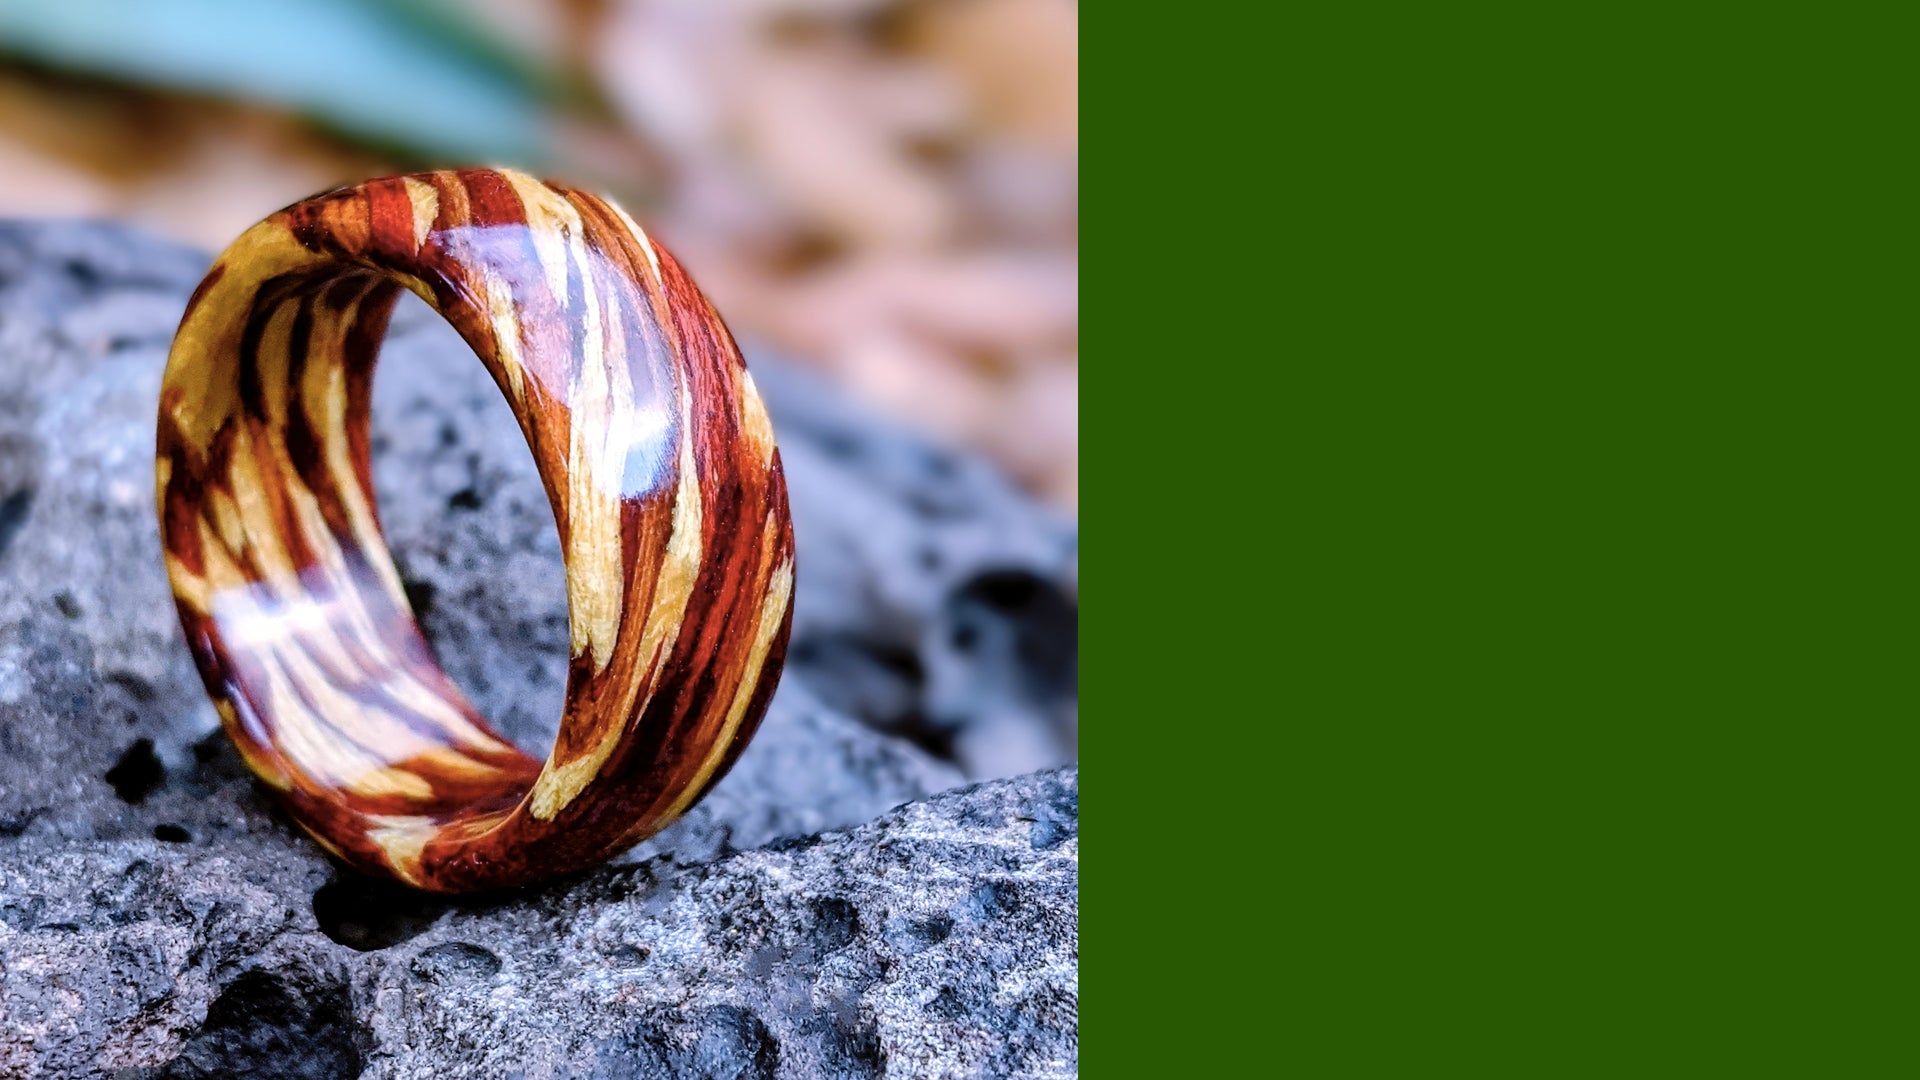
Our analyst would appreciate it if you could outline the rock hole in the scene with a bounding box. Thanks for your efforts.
[401,578,437,622]
[107,669,157,702]
[796,1001,886,1080]
[0,486,33,559]
[312,873,448,952]
[595,1005,778,1080]
[153,823,192,843]
[958,879,1020,923]
[0,894,45,928]
[409,941,501,984]
[781,635,928,749]
[872,644,924,683]
[447,487,483,510]
[883,913,953,955]
[926,985,969,1020]
[104,738,164,803]
[947,569,1078,700]
[106,332,162,352]
[185,730,252,796]
[818,431,861,459]
[63,256,102,288]
[905,488,964,519]
[52,590,80,619]
[156,968,362,1079]
[808,897,859,954]
[965,569,1043,613]
[921,448,958,479]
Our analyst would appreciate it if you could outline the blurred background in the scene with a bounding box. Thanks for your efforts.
[0,0,1078,507]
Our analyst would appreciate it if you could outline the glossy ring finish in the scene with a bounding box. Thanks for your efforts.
[157,169,794,892]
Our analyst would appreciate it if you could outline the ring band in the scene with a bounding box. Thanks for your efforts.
[157,169,795,892]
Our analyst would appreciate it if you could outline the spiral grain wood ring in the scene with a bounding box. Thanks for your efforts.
[156,169,795,892]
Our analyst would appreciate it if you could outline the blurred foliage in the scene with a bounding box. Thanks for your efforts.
[0,0,560,163]
[0,0,1078,507]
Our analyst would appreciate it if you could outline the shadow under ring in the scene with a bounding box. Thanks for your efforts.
[156,168,794,893]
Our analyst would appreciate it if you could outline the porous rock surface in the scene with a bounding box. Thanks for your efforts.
[0,221,1077,1078]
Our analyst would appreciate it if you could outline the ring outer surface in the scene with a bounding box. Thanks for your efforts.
[156,168,795,892]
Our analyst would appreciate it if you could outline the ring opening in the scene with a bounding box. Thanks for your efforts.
[179,266,543,822]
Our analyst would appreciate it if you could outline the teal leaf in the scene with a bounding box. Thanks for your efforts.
[0,0,557,164]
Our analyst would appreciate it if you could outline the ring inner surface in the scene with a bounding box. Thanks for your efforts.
[161,264,541,830]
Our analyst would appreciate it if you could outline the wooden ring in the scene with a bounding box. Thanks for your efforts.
[156,169,795,892]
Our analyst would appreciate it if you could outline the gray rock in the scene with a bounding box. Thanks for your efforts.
[745,354,1079,774]
[0,221,1078,1077]
[0,769,1078,1079]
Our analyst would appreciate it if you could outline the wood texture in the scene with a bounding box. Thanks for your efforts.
[156,168,794,892]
